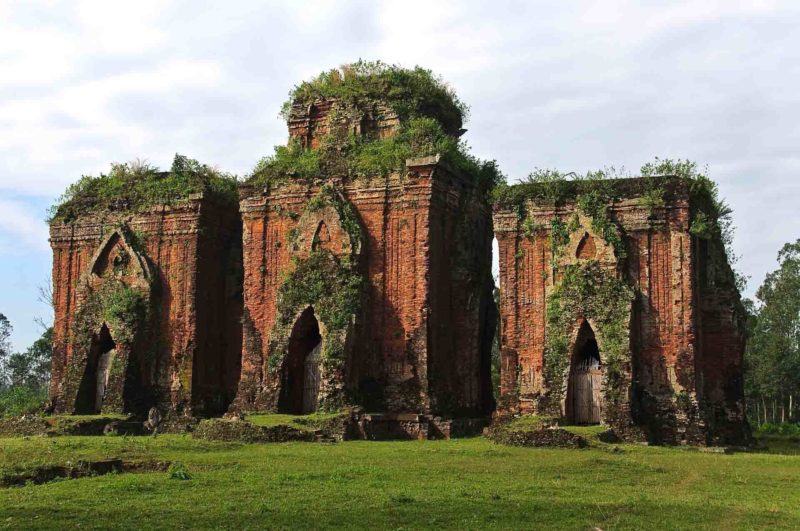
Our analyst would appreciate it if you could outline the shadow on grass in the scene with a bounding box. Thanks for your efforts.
[753,435,800,455]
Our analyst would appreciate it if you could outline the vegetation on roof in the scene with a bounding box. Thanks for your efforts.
[49,154,239,223]
[280,60,467,133]
[249,116,502,192]
[491,165,676,210]
[493,158,745,291]
[248,62,504,194]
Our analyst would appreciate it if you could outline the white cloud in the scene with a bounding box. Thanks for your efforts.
[0,0,798,307]
[0,198,49,253]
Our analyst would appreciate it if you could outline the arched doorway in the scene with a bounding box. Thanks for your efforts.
[278,307,322,414]
[566,321,603,424]
[75,324,117,414]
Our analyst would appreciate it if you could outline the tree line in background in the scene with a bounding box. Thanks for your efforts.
[744,239,800,429]
[0,314,52,416]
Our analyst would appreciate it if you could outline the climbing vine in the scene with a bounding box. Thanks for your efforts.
[494,158,744,438]
[267,251,364,411]
[276,252,363,333]
[73,281,148,348]
[542,262,634,414]
[265,186,366,411]
[494,158,744,289]
[548,216,579,263]
[640,158,745,291]
[307,185,363,252]
[63,280,151,412]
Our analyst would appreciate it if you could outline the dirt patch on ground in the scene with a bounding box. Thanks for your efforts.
[0,459,170,487]
[486,423,589,448]
[192,418,318,443]
[0,415,144,437]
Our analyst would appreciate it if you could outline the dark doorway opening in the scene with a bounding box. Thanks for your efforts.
[566,321,603,424]
[278,307,322,414]
[76,324,117,414]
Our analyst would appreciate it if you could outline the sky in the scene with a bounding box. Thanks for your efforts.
[1,0,798,351]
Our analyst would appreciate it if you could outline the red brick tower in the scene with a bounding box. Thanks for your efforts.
[48,164,242,418]
[493,177,748,445]
[234,96,496,434]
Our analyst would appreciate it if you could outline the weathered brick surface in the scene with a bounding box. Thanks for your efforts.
[49,195,242,417]
[234,100,495,417]
[48,87,751,448]
[493,178,748,445]
[235,163,495,416]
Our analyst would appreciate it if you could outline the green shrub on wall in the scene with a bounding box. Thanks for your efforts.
[307,185,363,252]
[281,60,467,133]
[493,159,734,255]
[267,251,363,412]
[270,188,364,408]
[543,262,634,415]
[247,62,504,194]
[73,281,148,347]
[49,154,238,223]
[276,252,363,334]
[64,280,151,412]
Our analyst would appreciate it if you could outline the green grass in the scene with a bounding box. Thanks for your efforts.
[756,434,800,455]
[246,412,344,430]
[561,424,608,439]
[0,434,798,529]
[501,415,550,431]
[498,415,607,440]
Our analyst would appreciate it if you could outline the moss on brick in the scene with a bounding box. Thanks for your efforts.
[543,262,634,419]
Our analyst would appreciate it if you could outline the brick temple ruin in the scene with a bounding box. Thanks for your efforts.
[46,66,748,444]
[233,99,497,433]
[494,178,748,445]
[49,190,243,417]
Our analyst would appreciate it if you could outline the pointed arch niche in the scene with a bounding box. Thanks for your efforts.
[558,214,618,271]
[565,320,604,425]
[278,306,323,414]
[65,225,154,415]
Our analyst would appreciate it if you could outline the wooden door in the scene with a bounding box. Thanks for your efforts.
[571,370,590,424]
[95,349,115,412]
[303,343,322,414]
[589,368,602,423]
[570,367,602,424]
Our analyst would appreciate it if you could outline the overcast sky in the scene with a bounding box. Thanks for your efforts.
[1,0,798,351]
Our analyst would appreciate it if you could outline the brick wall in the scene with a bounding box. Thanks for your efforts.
[493,177,748,444]
[235,157,494,416]
[49,195,241,416]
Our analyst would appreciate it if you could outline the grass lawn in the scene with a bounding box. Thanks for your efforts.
[246,412,345,430]
[0,433,798,530]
